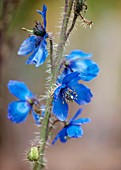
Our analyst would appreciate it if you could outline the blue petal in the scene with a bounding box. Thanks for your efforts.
[69,109,83,123]
[8,101,31,123]
[66,50,92,61]
[59,128,67,143]
[32,109,41,124]
[62,72,80,85]
[8,80,34,100]
[26,48,38,64]
[52,128,67,144]
[70,59,100,81]
[18,35,37,55]
[37,4,47,29]
[57,68,71,85]
[26,39,48,67]
[67,125,83,138]
[52,93,68,121]
[72,118,91,125]
[53,84,65,101]
[68,83,93,105]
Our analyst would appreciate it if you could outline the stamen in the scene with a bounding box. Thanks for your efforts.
[63,88,78,102]
[22,27,33,33]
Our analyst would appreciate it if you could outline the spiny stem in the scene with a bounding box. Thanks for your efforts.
[33,1,74,170]
[33,162,40,170]
[66,0,86,41]
[33,98,52,170]
[65,14,77,41]
[53,0,74,83]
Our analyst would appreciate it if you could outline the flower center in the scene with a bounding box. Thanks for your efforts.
[33,21,46,37]
[27,98,36,105]
[63,88,78,102]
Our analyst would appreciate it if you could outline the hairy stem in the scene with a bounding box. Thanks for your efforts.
[66,0,85,41]
[66,14,77,41]
[33,98,52,170]
[53,0,74,82]
[33,1,74,170]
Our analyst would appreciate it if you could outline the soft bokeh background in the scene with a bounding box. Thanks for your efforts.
[1,0,121,169]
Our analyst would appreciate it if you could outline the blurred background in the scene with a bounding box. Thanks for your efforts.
[0,0,121,169]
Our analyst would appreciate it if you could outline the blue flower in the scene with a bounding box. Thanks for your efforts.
[52,72,93,121]
[57,50,99,84]
[7,80,40,124]
[52,109,91,144]
[18,5,48,67]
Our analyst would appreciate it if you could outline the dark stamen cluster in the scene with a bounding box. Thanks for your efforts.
[63,88,78,102]
[33,21,46,37]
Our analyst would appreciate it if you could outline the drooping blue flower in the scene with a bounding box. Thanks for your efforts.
[18,4,48,67]
[7,80,40,124]
[57,50,99,84]
[52,109,91,144]
[52,72,93,121]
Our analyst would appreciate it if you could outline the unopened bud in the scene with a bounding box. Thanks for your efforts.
[27,146,39,162]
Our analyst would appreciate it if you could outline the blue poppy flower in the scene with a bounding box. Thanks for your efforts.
[18,4,48,67]
[52,72,93,121]
[52,109,91,144]
[7,80,40,124]
[57,50,99,84]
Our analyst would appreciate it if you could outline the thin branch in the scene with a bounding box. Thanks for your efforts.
[65,13,78,41]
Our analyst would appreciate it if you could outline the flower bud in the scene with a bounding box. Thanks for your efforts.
[27,146,39,162]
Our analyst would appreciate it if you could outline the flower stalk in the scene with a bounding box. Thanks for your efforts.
[53,0,74,82]
[34,1,74,169]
